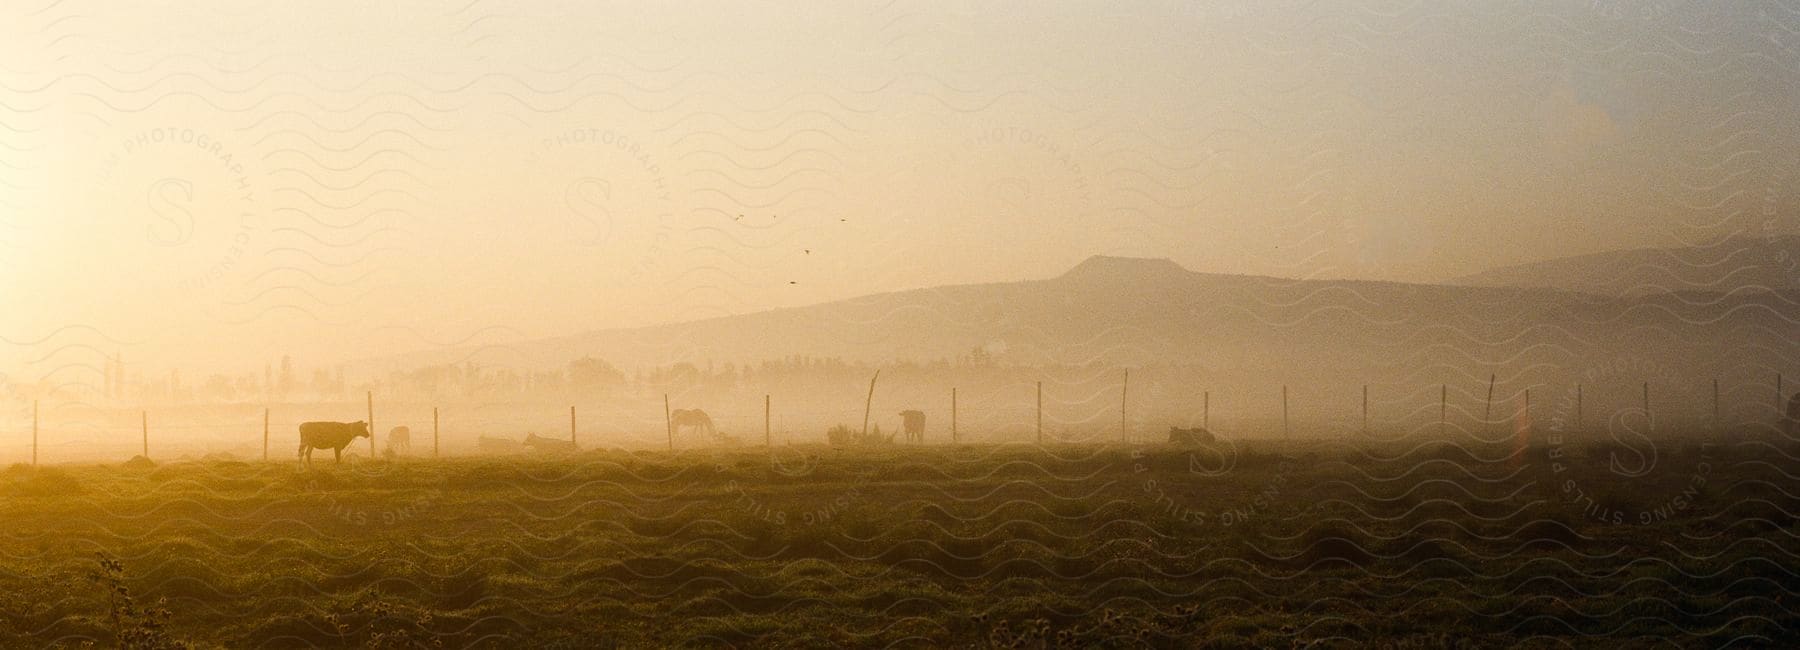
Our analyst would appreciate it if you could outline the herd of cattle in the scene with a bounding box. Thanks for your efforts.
[294,409,1227,466]
[295,392,1800,466]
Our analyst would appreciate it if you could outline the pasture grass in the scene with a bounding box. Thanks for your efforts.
[0,435,1794,647]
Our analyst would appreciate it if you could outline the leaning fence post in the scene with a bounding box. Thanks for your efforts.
[570,405,577,445]
[861,371,880,438]
[664,394,673,451]
[1483,373,1495,428]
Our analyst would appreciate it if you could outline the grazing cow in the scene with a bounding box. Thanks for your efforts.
[387,426,411,453]
[1168,426,1216,446]
[899,410,926,443]
[1787,392,1800,436]
[670,409,718,442]
[478,435,522,454]
[523,432,578,453]
[297,421,371,467]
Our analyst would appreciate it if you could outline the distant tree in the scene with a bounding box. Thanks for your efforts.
[668,362,701,387]
[278,356,297,399]
[310,369,333,399]
[234,374,259,399]
[568,356,626,389]
[203,374,234,402]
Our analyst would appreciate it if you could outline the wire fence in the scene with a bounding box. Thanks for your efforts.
[4,372,1794,466]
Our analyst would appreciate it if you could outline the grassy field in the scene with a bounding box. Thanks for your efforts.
[0,434,1795,648]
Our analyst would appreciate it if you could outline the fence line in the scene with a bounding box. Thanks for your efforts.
[9,373,1798,465]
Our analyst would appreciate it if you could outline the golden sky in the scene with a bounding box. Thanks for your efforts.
[1,1,1796,376]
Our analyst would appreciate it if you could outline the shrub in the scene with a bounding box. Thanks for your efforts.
[89,554,193,650]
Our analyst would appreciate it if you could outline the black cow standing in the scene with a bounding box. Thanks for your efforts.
[1168,426,1215,445]
[899,410,925,443]
[1787,392,1800,436]
[298,421,371,467]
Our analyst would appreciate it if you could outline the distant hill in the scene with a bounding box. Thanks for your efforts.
[357,255,1798,415]
[1450,236,1800,296]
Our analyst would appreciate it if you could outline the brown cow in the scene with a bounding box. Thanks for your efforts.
[298,421,370,467]
[899,410,925,443]
[1168,426,1215,446]
[387,426,411,453]
[523,432,578,453]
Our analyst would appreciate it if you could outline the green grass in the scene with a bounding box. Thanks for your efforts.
[0,437,1794,648]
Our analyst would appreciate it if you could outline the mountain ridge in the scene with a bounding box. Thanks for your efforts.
[352,250,1796,392]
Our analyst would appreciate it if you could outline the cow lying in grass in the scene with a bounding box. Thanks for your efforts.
[298,421,371,467]
[1168,426,1215,445]
[478,435,521,454]
[523,433,578,453]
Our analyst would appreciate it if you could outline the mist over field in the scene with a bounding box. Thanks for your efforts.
[2,1,1798,648]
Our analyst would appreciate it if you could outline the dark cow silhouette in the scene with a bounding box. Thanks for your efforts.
[523,432,578,453]
[670,409,718,441]
[387,426,411,453]
[1787,392,1800,436]
[1168,426,1215,445]
[298,421,370,467]
[899,410,925,443]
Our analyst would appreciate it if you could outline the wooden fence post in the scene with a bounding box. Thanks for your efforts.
[570,405,577,445]
[764,394,771,448]
[433,407,439,458]
[1575,384,1582,432]
[1439,384,1446,436]
[1203,390,1210,431]
[366,391,375,457]
[1120,369,1129,444]
[1036,381,1043,444]
[141,411,148,459]
[1484,373,1495,427]
[664,394,673,450]
[1361,384,1368,435]
[1712,379,1719,433]
[263,408,269,461]
[862,370,881,438]
[1282,385,1289,440]
[951,387,958,443]
[1642,382,1651,433]
[32,400,38,467]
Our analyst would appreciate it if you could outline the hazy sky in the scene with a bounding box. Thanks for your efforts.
[2,1,1797,379]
